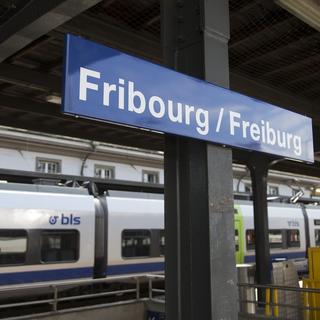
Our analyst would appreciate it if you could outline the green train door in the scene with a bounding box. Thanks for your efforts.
[234,206,245,264]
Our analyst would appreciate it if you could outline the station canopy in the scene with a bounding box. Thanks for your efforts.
[0,0,320,175]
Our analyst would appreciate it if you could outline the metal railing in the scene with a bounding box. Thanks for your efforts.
[5,274,320,319]
[238,282,320,319]
[148,274,165,304]
[0,274,165,319]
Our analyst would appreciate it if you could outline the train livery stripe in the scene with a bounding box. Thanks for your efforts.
[244,251,306,263]
[107,262,164,275]
[0,267,93,285]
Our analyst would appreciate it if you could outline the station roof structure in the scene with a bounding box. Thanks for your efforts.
[0,0,320,175]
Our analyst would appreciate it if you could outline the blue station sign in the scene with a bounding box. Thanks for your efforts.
[63,34,314,162]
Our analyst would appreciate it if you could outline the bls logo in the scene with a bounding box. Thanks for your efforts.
[49,214,81,225]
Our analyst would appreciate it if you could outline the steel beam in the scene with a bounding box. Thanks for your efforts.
[0,94,163,150]
[247,155,272,288]
[230,72,320,123]
[262,54,320,78]
[162,1,237,319]
[234,32,317,69]
[234,150,275,297]
[0,63,60,93]
[0,0,103,62]
[230,16,295,50]
[57,14,162,63]
[0,168,164,194]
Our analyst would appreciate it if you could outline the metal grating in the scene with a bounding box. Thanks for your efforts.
[87,0,160,38]
[0,0,319,152]
[229,0,320,102]
[0,0,29,26]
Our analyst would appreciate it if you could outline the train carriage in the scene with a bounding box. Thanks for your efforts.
[0,185,96,285]
[235,201,308,273]
[1,182,320,288]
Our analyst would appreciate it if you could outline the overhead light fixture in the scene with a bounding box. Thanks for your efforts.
[275,0,320,32]
[311,186,320,196]
[46,95,61,104]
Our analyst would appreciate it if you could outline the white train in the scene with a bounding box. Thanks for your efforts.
[0,183,319,286]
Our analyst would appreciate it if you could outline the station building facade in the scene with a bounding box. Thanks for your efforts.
[0,125,319,201]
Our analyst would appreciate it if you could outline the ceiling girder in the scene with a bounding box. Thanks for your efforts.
[230,72,320,122]
[0,63,61,93]
[57,14,162,63]
[0,0,103,62]
[233,32,318,69]
[230,16,296,50]
[0,168,164,194]
[0,93,163,150]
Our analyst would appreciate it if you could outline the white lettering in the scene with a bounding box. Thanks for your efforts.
[266,121,276,145]
[293,136,302,155]
[242,121,250,138]
[287,133,293,150]
[79,67,100,101]
[128,81,146,114]
[77,71,305,159]
[196,108,209,135]
[103,82,116,106]
[230,111,241,135]
[168,100,182,123]
[149,96,165,118]
[118,78,125,109]
[185,105,195,125]
[250,123,260,141]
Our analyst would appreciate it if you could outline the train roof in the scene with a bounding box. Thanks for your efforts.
[0,182,89,195]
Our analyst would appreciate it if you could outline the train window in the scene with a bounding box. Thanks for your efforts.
[246,230,255,250]
[122,230,151,258]
[269,230,283,249]
[315,230,320,246]
[160,230,165,256]
[41,230,79,263]
[0,230,27,265]
[287,230,300,248]
[235,230,239,251]
[315,220,320,226]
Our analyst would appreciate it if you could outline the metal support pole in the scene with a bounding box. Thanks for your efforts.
[136,277,140,300]
[247,154,272,287]
[162,0,238,319]
[52,285,58,312]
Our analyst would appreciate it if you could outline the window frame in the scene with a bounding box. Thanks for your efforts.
[121,229,152,259]
[246,228,301,250]
[40,229,80,264]
[35,157,61,174]
[268,229,284,249]
[269,185,279,196]
[159,229,165,257]
[315,229,320,247]
[0,229,28,266]
[244,184,252,194]
[142,170,160,184]
[246,229,255,250]
[94,164,115,179]
[235,229,240,252]
[287,229,301,248]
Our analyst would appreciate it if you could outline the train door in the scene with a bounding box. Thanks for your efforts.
[234,206,245,264]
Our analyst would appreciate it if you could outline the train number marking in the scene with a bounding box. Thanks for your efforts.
[288,221,299,227]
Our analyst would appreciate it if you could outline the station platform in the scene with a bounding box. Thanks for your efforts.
[1,269,320,320]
